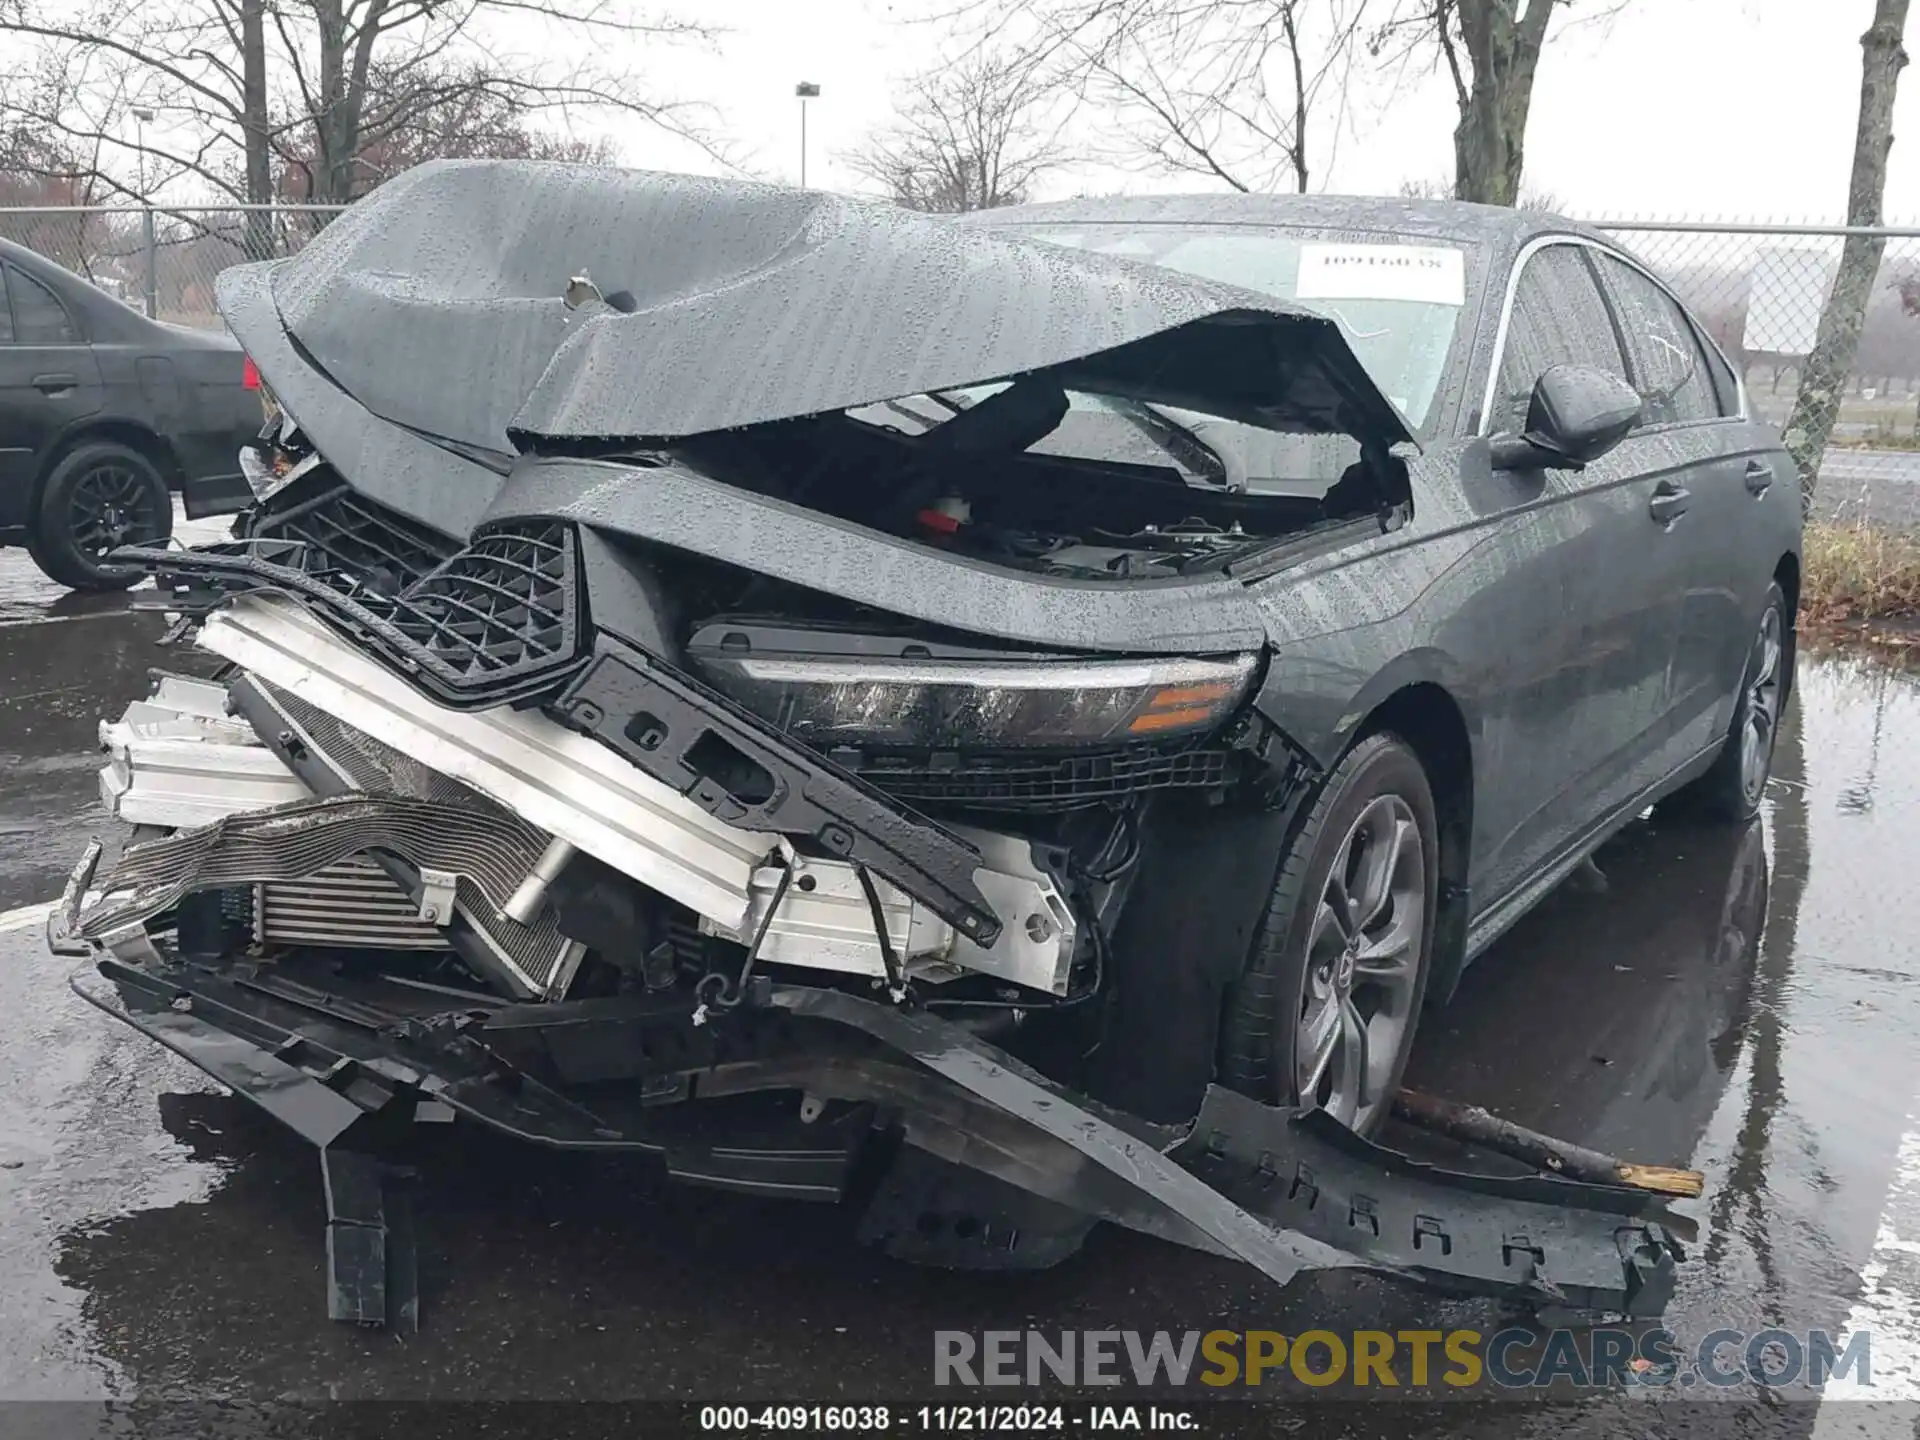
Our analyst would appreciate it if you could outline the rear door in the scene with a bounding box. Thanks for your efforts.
[1467,241,1681,901]
[0,262,103,527]
[1587,250,1758,768]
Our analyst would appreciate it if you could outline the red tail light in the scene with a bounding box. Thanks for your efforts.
[242,354,261,390]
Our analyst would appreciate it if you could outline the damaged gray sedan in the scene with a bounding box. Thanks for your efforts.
[53,162,1799,1329]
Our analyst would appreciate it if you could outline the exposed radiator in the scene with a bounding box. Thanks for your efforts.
[255,857,449,951]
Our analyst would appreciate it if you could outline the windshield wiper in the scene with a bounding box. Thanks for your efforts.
[887,387,1230,488]
[1103,398,1230,489]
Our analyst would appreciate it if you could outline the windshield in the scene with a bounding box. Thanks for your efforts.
[1023,225,1470,430]
[844,224,1470,498]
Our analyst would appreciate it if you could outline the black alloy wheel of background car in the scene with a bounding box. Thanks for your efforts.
[27,440,174,591]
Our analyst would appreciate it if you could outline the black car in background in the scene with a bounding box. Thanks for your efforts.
[0,237,257,590]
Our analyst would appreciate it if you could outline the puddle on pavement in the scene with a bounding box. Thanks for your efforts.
[0,506,232,626]
[4,646,1919,1403]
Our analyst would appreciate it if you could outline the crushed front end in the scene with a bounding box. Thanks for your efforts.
[57,160,1681,1329]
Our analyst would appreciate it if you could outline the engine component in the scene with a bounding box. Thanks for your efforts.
[95,674,588,995]
[77,791,553,940]
[708,826,1076,995]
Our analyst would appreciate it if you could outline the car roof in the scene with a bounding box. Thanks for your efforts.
[957,193,1616,265]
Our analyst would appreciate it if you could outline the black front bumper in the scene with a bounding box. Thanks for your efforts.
[75,948,1683,1326]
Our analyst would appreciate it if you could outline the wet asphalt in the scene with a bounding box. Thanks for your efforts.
[1,526,1919,1436]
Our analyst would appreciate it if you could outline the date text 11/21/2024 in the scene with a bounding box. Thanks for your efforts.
[699,1407,1198,1432]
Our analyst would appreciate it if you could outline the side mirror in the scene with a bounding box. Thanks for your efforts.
[1489,363,1643,472]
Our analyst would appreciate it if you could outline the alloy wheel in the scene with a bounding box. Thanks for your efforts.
[68,463,164,564]
[1294,792,1426,1130]
[1738,605,1783,805]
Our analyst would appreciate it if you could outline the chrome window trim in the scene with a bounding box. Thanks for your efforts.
[1475,233,1749,437]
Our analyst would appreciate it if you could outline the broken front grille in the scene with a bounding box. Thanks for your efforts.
[855,746,1238,810]
[243,481,458,606]
[130,513,591,709]
[381,521,585,697]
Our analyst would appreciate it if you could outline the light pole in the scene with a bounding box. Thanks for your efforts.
[795,82,819,188]
[132,107,156,318]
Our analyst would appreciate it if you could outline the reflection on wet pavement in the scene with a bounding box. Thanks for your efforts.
[1,584,1918,1418]
[0,503,231,627]
[0,518,232,912]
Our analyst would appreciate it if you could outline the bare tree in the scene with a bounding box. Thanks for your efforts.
[0,0,722,247]
[949,0,1374,194]
[1372,1,1617,206]
[1783,0,1911,507]
[272,61,625,202]
[847,51,1065,211]
[0,122,126,274]
[957,0,1605,202]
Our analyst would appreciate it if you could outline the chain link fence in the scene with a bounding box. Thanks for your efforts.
[4,203,1918,526]
[0,204,341,331]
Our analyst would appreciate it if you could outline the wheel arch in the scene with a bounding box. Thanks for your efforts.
[1343,673,1476,1008]
[1773,549,1800,708]
[31,420,182,518]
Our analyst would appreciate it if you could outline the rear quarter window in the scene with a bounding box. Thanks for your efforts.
[4,265,79,344]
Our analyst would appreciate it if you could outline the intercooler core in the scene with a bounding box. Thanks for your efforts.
[254,856,449,951]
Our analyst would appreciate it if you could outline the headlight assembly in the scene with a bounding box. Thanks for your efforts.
[688,626,1258,750]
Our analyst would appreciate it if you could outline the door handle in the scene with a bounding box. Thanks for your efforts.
[1649,481,1692,524]
[32,373,78,396]
[1744,458,1774,495]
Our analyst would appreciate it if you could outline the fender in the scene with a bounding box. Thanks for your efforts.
[1254,642,1482,774]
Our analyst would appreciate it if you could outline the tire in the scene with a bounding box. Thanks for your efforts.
[29,441,173,592]
[1219,732,1439,1136]
[1667,582,1790,823]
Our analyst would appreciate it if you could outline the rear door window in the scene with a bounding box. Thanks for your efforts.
[1591,254,1717,427]
[1489,244,1630,435]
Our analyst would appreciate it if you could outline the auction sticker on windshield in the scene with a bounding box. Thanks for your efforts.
[1294,243,1466,306]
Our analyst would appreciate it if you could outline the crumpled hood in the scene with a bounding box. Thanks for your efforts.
[238,159,1413,454]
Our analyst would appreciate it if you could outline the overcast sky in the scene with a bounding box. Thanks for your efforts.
[602,0,1920,221]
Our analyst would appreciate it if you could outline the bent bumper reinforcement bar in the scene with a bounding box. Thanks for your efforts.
[194,596,1006,951]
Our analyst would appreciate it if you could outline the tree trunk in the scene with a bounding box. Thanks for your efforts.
[1282,0,1310,192]
[1785,0,1910,510]
[312,0,351,204]
[239,0,273,258]
[1451,0,1556,206]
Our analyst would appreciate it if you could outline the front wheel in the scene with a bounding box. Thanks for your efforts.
[29,441,173,592]
[1669,582,1790,822]
[1219,733,1439,1136]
